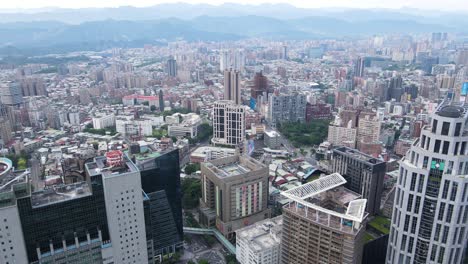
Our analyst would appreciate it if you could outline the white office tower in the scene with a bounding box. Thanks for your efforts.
[386,100,468,264]
[220,49,245,72]
[212,100,245,147]
[100,151,148,264]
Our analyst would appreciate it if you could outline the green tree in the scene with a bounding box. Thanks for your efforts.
[17,158,27,170]
[181,178,202,209]
[150,105,157,112]
[184,163,200,175]
[198,259,210,264]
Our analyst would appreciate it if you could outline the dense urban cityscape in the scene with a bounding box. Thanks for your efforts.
[0,2,467,264]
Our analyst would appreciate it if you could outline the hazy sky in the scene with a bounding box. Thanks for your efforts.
[0,0,467,11]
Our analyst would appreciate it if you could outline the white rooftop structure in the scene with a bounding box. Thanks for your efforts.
[281,173,368,227]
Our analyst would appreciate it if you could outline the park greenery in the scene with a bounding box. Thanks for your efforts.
[184,163,201,175]
[278,120,329,147]
[84,124,117,136]
[181,178,202,209]
[6,153,30,170]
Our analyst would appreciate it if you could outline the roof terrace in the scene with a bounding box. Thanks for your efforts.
[281,173,367,234]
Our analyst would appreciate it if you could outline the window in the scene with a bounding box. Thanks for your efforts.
[401,235,407,251]
[408,237,414,254]
[414,196,421,213]
[454,142,460,155]
[442,141,449,155]
[432,119,438,133]
[410,173,417,191]
[441,226,449,243]
[461,142,466,155]
[438,247,445,263]
[442,180,450,199]
[450,183,458,201]
[441,122,450,135]
[407,194,413,212]
[404,215,410,231]
[446,204,454,223]
[434,224,441,241]
[438,203,446,221]
[455,122,461,136]
[417,174,425,193]
[430,245,438,261]
[423,156,429,169]
[411,217,418,234]
[434,140,441,153]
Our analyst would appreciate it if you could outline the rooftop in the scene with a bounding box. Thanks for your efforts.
[30,181,92,208]
[86,152,138,178]
[435,99,468,118]
[203,155,266,179]
[236,216,282,252]
[281,173,368,234]
[333,146,385,165]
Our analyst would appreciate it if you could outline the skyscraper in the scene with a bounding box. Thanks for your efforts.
[354,56,365,77]
[250,71,269,100]
[224,68,241,105]
[129,147,183,257]
[199,155,270,239]
[212,100,245,147]
[386,100,468,264]
[159,89,164,112]
[280,173,368,264]
[166,57,177,77]
[331,146,386,215]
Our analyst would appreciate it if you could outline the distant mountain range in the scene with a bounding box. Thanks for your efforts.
[0,3,467,56]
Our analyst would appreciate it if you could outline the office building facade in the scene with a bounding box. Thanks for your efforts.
[199,155,270,239]
[386,100,468,264]
[332,146,386,215]
[280,173,368,264]
[212,100,245,147]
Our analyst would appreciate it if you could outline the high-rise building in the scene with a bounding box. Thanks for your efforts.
[199,155,270,239]
[386,100,468,264]
[212,100,245,147]
[357,112,381,149]
[387,76,404,102]
[220,50,230,72]
[250,71,269,100]
[267,92,307,128]
[354,56,365,77]
[0,81,22,106]
[129,147,183,259]
[159,89,164,112]
[0,149,187,264]
[331,146,386,215]
[280,173,368,264]
[166,57,177,77]
[87,151,148,264]
[328,124,357,147]
[236,216,282,264]
[224,68,241,105]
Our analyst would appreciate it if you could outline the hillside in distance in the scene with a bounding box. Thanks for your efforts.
[0,4,466,56]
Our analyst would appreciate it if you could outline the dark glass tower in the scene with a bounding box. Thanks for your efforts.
[16,174,110,263]
[131,148,183,255]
